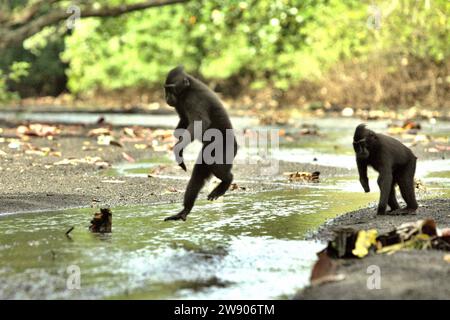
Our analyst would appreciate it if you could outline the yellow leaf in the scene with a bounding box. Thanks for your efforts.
[352,229,378,258]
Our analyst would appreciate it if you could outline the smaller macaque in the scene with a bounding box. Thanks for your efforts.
[353,124,418,215]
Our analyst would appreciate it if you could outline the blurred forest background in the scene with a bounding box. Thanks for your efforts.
[0,0,449,113]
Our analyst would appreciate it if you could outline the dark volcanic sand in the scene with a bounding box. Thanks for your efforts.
[0,124,350,214]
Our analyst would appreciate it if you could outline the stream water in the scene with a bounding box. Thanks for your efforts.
[0,113,448,299]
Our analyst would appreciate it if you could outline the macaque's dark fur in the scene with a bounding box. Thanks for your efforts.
[353,124,418,215]
[163,66,237,221]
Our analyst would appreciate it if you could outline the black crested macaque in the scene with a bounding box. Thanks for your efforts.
[353,124,418,215]
[163,66,237,221]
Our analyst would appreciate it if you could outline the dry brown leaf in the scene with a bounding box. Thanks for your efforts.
[147,165,167,177]
[310,250,346,286]
[123,127,137,138]
[17,124,60,137]
[229,183,246,191]
[134,144,148,150]
[54,156,109,168]
[284,171,320,182]
[88,127,112,137]
[435,144,450,151]
[109,140,123,148]
[122,152,135,163]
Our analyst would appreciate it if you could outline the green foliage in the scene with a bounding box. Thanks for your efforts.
[3,0,449,96]
[0,71,15,103]
[0,61,30,102]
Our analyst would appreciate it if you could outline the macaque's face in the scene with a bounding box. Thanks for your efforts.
[164,83,178,107]
[164,71,190,107]
[353,138,370,160]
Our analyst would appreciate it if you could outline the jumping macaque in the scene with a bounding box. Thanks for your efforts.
[163,66,237,221]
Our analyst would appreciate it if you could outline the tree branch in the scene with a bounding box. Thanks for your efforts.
[0,0,188,49]
[6,0,62,27]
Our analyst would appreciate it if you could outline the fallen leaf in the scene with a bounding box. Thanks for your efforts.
[88,127,112,137]
[229,183,246,191]
[122,152,135,163]
[134,144,148,150]
[352,230,378,258]
[96,135,123,147]
[147,165,167,177]
[54,156,109,168]
[109,140,123,148]
[435,144,450,151]
[414,179,427,192]
[284,171,320,182]
[82,146,98,151]
[123,127,137,138]
[24,146,61,157]
[310,250,346,286]
[440,228,450,237]
[17,124,60,137]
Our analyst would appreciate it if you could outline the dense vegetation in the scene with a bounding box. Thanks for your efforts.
[1,0,449,108]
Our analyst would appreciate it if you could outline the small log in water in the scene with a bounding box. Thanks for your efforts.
[65,226,75,238]
[89,208,112,233]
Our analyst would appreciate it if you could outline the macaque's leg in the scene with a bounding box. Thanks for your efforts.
[207,164,233,201]
[377,170,393,215]
[388,182,400,211]
[396,159,418,213]
[164,163,211,221]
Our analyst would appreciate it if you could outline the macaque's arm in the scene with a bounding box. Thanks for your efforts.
[357,159,370,192]
[176,116,189,130]
[173,125,192,172]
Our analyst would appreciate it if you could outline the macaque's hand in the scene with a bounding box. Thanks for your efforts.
[360,179,370,193]
[173,141,186,172]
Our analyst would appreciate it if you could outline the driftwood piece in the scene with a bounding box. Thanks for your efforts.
[89,208,112,233]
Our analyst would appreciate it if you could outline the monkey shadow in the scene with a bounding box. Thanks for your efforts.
[0,193,89,215]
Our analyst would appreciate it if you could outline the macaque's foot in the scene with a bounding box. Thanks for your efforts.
[377,211,387,215]
[164,210,188,221]
[207,189,226,201]
[390,208,417,215]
